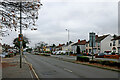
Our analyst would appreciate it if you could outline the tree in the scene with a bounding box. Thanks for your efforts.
[0,1,42,33]
[36,41,48,53]
[13,36,29,49]
[76,46,80,54]
[113,34,117,39]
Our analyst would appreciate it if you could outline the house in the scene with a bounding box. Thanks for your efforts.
[45,46,51,52]
[96,34,113,53]
[72,39,86,54]
[0,43,2,54]
[111,36,120,54]
[55,44,65,51]
[86,34,113,54]
[62,41,74,52]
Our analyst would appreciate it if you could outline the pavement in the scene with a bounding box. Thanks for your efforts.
[25,53,119,79]
[1,55,36,79]
[0,57,2,80]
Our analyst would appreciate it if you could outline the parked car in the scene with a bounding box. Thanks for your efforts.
[60,51,66,55]
[0,52,8,58]
[95,53,106,58]
[52,51,57,55]
[0,54,5,58]
[56,51,61,55]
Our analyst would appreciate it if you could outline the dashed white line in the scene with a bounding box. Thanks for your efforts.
[64,68,73,73]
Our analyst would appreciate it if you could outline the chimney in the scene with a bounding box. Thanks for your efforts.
[59,44,61,46]
[78,39,80,43]
[96,35,98,39]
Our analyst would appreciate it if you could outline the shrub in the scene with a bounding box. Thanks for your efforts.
[89,60,120,67]
[89,60,97,63]
[77,56,89,62]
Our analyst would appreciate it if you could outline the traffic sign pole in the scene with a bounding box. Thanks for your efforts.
[20,2,22,68]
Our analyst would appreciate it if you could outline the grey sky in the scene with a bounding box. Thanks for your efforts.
[1,0,118,47]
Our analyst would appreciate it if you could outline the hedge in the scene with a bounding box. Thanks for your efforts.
[89,60,120,67]
[77,56,89,62]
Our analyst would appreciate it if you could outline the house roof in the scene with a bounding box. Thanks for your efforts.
[56,44,65,48]
[72,40,86,46]
[111,36,120,40]
[96,35,109,42]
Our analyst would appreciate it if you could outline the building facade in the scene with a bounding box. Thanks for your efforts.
[62,42,74,52]
[111,36,120,54]
[86,34,113,54]
[72,40,86,54]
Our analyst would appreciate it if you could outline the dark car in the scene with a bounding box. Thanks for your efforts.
[95,53,105,58]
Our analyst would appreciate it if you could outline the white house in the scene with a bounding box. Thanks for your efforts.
[98,34,113,53]
[86,34,113,54]
[72,40,86,54]
[111,36,120,54]
[62,42,74,52]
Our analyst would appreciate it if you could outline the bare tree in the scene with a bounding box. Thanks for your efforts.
[0,1,42,32]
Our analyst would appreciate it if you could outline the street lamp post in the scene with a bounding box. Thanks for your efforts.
[65,29,70,43]
[20,2,22,68]
[66,29,70,55]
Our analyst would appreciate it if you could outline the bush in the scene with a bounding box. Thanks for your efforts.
[89,60,120,67]
[89,60,97,63]
[77,56,89,62]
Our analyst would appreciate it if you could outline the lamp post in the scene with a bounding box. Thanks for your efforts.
[65,29,70,43]
[66,29,70,55]
[19,2,22,68]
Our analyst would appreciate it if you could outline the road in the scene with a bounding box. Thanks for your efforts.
[25,53,119,79]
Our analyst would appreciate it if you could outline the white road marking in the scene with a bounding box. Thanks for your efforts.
[64,68,73,73]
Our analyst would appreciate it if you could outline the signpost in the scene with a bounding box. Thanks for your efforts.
[89,32,96,60]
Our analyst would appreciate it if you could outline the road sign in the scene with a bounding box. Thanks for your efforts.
[18,34,23,41]
[89,32,96,47]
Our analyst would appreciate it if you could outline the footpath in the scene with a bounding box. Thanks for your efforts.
[1,55,37,80]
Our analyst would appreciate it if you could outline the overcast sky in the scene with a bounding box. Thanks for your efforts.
[1,0,119,47]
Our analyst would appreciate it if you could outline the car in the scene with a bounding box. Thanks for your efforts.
[95,53,106,58]
[60,51,66,55]
[52,51,57,55]
[56,51,61,55]
[0,54,5,58]
[0,52,8,58]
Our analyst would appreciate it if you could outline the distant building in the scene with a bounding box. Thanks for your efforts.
[72,39,86,54]
[55,44,65,51]
[111,36,120,54]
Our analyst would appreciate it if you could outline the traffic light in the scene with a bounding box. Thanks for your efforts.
[18,34,23,41]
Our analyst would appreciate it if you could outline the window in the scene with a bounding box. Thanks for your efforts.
[119,40,120,44]
[113,40,115,46]
[110,43,112,46]
[86,44,88,47]
[98,43,100,47]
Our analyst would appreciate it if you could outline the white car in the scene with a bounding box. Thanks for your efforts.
[60,51,66,54]
[0,54,5,58]
[56,51,61,55]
